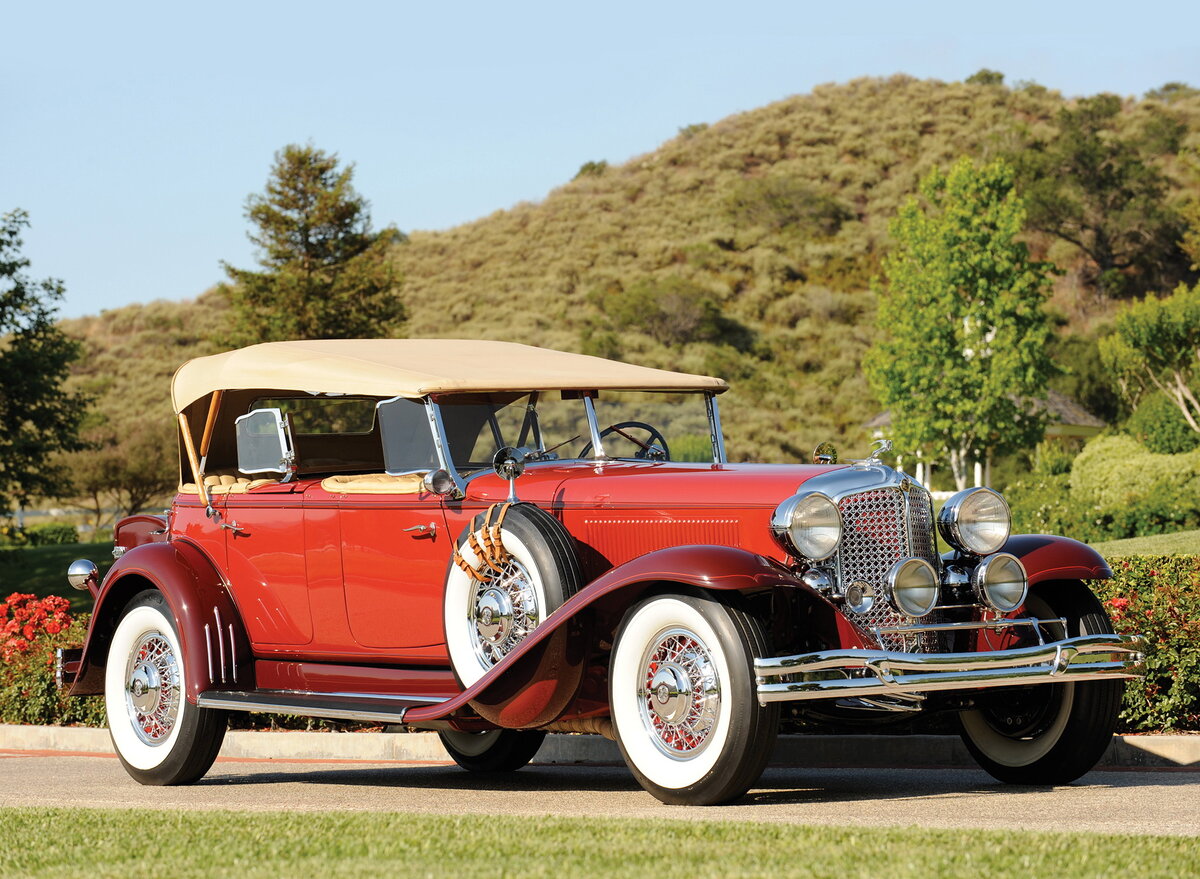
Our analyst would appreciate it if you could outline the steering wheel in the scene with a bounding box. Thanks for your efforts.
[579,421,670,460]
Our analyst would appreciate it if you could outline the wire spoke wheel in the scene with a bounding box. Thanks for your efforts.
[468,558,540,669]
[124,632,182,745]
[637,628,721,758]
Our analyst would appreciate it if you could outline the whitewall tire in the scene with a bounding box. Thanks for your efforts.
[105,590,227,785]
[609,592,777,805]
[959,582,1122,785]
[438,728,546,772]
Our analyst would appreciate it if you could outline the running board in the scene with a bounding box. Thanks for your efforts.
[196,690,448,724]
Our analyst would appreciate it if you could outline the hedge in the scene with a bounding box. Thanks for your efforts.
[1095,555,1200,731]
[2,556,1198,731]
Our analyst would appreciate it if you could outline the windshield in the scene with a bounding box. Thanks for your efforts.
[391,391,719,476]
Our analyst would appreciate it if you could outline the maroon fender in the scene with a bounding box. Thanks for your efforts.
[70,539,253,701]
[407,544,848,727]
[113,514,168,556]
[1002,534,1113,586]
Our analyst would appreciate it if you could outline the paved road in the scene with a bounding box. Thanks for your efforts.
[2,751,1197,836]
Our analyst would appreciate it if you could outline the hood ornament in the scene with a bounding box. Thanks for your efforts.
[852,438,893,467]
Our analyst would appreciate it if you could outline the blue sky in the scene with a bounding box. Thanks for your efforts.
[2,1,1197,318]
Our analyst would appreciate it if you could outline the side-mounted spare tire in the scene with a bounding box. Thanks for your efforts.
[443,503,582,687]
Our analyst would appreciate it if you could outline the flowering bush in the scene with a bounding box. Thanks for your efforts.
[1094,556,1200,731]
[0,592,105,726]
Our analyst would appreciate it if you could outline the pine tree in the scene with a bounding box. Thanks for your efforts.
[222,144,406,343]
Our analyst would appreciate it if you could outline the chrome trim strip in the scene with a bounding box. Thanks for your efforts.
[213,607,226,684]
[229,623,237,684]
[870,616,1063,637]
[204,623,214,684]
[55,648,64,690]
[582,395,605,458]
[754,633,1143,705]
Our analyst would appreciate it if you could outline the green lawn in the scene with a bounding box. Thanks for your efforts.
[0,541,112,613]
[1093,529,1200,558]
[0,807,1195,878]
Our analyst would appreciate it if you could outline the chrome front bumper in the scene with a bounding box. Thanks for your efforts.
[754,634,1143,705]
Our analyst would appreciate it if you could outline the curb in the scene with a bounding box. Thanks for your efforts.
[2,724,1197,768]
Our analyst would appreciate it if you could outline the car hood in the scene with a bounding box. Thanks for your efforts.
[465,461,848,509]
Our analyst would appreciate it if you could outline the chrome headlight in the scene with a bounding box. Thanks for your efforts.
[887,557,939,618]
[771,491,842,561]
[971,552,1028,613]
[938,487,1011,555]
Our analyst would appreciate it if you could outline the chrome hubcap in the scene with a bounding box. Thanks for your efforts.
[637,627,721,758]
[469,559,539,668]
[474,588,513,644]
[125,632,181,746]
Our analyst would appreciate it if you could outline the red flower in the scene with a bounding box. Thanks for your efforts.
[44,620,62,635]
[22,624,35,641]
[1108,597,1130,611]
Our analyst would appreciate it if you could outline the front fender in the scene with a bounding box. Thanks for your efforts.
[1002,534,1112,586]
[406,545,849,728]
[70,539,253,701]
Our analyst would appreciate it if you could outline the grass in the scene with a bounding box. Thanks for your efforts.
[0,541,112,613]
[1093,529,1200,558]
[0,807,1196,878]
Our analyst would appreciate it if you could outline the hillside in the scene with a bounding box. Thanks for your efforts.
[391,75,1200,460]
[57,75,1200,504]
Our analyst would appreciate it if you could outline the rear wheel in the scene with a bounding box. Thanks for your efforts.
[105,590,227,785]
[609,593,777,805]
[438,729,546,772]
[959,581,1122,785]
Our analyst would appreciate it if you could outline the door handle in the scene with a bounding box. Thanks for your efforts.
[403,522,437,539]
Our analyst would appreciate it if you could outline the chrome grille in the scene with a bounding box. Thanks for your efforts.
[836,485,940,651]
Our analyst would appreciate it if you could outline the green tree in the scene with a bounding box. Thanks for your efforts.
[1100,281,1200,434]
[222,144,406,343]
[865,158,1055,489]
[0,210,88,514]
[1015,95,1185,298]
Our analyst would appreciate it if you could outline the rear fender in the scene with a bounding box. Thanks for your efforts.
[1002,534,1112,586]
[70,539,252,701]
[407,544,854,728]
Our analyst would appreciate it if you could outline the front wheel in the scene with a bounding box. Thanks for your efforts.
[438,728,546,772]
[104,590,227,785]
[609,593,778,805]
[959,581,1122,785]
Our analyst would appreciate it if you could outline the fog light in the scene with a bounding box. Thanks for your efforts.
[845,580,875,615]
[972,552,1028,613]
[887,557,939,618]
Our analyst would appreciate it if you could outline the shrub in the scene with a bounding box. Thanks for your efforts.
[25,522,79,546]
[0,592,106,726]
[1094,555,1200,731]
[1126,391,1200,454]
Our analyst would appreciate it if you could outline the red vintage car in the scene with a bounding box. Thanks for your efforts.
[61,339,1141,805]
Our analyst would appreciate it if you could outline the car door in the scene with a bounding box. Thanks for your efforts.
[337,491,452,650]
[221,481,314,646]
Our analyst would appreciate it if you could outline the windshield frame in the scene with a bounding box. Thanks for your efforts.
[414,390,727,490]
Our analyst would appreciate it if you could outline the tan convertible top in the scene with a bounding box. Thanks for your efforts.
[171,339,728,412]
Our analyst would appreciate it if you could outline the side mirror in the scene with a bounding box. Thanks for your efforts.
[235,408,295,476]
[812,442,838,465]
[493,446,533,503]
